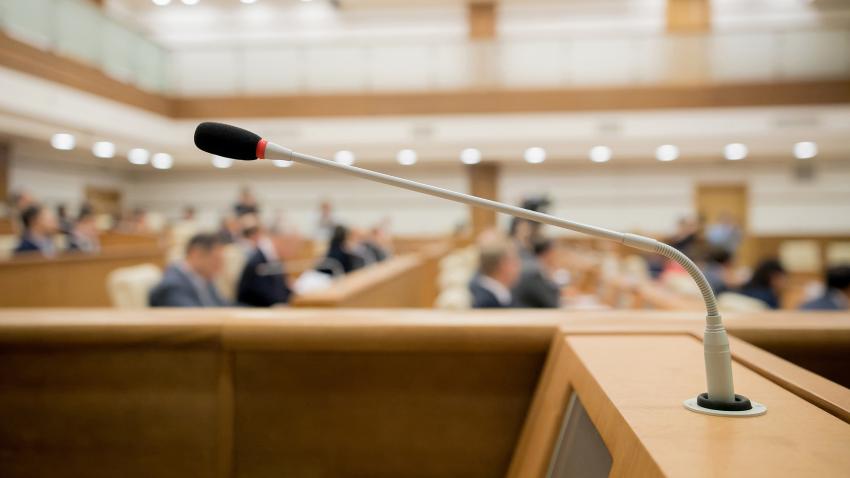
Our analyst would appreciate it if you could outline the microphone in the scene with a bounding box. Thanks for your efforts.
[194,121,766,417]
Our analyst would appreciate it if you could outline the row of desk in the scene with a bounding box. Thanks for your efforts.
[0,237,455,308]
[0,309,847,477]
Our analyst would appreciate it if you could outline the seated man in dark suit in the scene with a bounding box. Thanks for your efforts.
[14,204,58,258]
[149,233,228,307]
[513,238,561,308]
[469,236,521,308]
[801,265,850,311]
[237,232,301,307]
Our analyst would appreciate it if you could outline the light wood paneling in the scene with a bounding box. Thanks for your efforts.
[3,31,850,119]
[0,246,166,307]
[468,163,499,236]
[696,183,750,260]
[292,241,454,308]
[0,310,848,478]
[0,32,172,116]
[667,0,711,33]
[468,1,497,40]
[0,142,8,204]
[509,331,850,478]
[172,80,850,118]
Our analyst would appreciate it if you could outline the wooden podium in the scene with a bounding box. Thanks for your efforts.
[508,329,850,477]
[0,310,847,477]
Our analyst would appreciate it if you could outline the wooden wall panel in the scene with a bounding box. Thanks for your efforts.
[468,2,497,40]
[468,163,499,236]
[667,0,711,33]
[171,81,850,118]
[3,31,850,119]
[0,246,167,307]
[233,349,544,478]
[0,346,220,478]
[0,32,172,116]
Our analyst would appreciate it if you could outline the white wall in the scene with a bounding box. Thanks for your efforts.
[8,142,131,210]
[122,164,470,236]
[8,145,850,237]
[501,160,850,236]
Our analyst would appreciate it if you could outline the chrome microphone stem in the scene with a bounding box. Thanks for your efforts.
[265,141,737,405]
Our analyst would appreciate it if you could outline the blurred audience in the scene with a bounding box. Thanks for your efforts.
[706,212,742,255]
[317,224,360,276]
[237,231,301,307]
[702,248,736,295]
[315,199,337,242]
[669,216,701,257]
[361,224,392,263]
[7,190,35,232]
[67,208,100,253]
[149,233,228,307]
[14,204,58,258]
[800,265,850,311]
[234,187,259,217]
[56,204,73,235]
[737,259,787,310]
[469,234,521,308]
[513,238,561,308]
[182,206,197,223]
[218,215,242,244]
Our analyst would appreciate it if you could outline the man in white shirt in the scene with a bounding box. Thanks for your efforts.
[469,236,521,308]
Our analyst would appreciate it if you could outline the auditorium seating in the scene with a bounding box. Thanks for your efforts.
[293,241,454,308]
[0,246,167,307]
[107,263,164,308]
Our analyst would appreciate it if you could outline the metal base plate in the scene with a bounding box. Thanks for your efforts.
[684,397,767,417]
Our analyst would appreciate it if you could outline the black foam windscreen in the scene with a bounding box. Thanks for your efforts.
[194,122,262,160]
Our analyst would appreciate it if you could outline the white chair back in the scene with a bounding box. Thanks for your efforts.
[717,292,769,312]
[107,264,163,308]
[435,287,472,310]
[826,242,850,267]
[215,244,249,302]
[779,240,821,273]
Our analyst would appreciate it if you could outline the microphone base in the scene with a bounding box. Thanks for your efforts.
[684,393,767,417]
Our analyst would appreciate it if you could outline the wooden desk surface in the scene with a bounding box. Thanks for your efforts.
[569,334,850,477]
[0,310,848,478]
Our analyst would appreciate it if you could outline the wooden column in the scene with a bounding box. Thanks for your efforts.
[0,142,8,204]
[467,163,500,237]
[468,2,497,40]
[468,1,497,88]
[667,0,711,33]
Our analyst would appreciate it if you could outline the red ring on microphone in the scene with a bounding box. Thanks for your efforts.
[256,139,268,160]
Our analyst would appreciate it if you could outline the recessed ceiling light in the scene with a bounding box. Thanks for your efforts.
[793,141,817,159]
[181,0,200,5]
[334,150,355,166]
[152,0,171,5]
[273,160,293,168]
[589,146,612,163]
[524,147,546,164]
[128,148,150,165]
[724,143,748,161]
[656,144,679,162]
[460,148,481,165]
[240,0,258,3]
[152,153,173,170]
[51,133,75,151]
[212,155,233,169]
[92,141,115,159]
[397,149,418,166]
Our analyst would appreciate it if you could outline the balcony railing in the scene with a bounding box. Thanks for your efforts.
[2,0,848,97]
[0,0,169,93]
